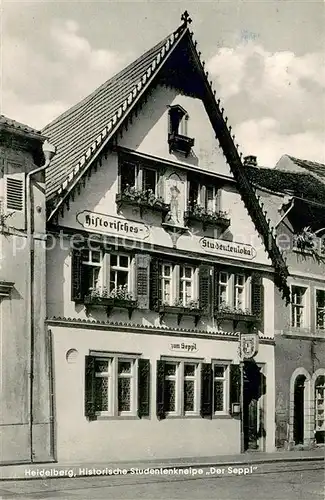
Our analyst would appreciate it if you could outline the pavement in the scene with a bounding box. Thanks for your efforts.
[1,447,324,481]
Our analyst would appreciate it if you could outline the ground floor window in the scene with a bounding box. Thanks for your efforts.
[85,354,150,419]
[157,358,239,420]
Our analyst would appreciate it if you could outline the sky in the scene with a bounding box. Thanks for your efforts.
[1,0,325,166]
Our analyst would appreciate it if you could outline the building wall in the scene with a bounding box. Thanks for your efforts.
[0,140,51,463]
[50,323,275,462]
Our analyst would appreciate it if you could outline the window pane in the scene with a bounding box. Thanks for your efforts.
[117,270,128,288]
[95,359,109,373]
[82,249,89,262]
[110,254,117,267]
[316,290,325,307]
[118,360,131,374]
[163,265,171,277]
[118,378,131,412]
[165,363,177,376]
[214,380,224,412]
[184,364,195,377]
[206,187,215,211]
[163,280,171,302]
[184,267,192,279]
[214,365,225,378]
[184,380,195,412]
[189,181,199,207]
[236,275,245,286]
[92,251,101,263]
[121,164,136,191]
[119,255,129,268]
[143,168,156,192]
[220,272,228,284]
[165,380,176,412]
[95,377,108,411]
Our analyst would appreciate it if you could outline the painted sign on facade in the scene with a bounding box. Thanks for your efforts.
[76,211,150,239]
[200,237,256,260]
[169,342,198,353]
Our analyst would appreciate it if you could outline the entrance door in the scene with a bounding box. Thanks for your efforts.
[243,361,266,451]
[293,375,306,444]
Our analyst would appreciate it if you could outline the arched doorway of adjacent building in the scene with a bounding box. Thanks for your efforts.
[293,374,306,444]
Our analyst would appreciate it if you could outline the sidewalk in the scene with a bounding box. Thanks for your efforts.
[1,447,324,481]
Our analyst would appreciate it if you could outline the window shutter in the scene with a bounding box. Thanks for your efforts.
[85,356,96,420]
[156,360,166,420]
[135,254,151,309]
[200,363,213,418]
[6,175,24,211]
[150,259,161,311]
[213,267,219,314]
[251,273,264,320]
[199,265,213,315]
[71,249,83,302]
[138,359,150,418]
[229,364,241,417]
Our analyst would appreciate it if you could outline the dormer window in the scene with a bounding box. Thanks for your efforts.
[168,105,194,157]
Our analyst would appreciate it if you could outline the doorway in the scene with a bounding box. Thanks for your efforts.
[243,361,266,451]
[293,375,306,445]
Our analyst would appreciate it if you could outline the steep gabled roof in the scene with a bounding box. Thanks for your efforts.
[246,165,325,206]
[43,29,184,200]
[42,13,290,301]
[275,154,325,182]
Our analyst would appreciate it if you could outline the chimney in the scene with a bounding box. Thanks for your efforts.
[243,155,257,167]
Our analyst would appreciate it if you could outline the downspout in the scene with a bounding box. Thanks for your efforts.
[27,140,56,462]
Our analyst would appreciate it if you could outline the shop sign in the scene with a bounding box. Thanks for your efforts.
[76,211,150,239]
[199,237,256,260]
[169,342,198,353]
[239,333,259,360]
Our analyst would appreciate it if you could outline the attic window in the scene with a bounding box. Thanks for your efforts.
[168,105,194,157]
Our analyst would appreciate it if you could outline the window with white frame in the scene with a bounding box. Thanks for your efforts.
[179,266,194,306]
[81,249,102,294]
[119,160,158,195]
[218,272,229,308]
[188,178,220,212]
[161,263,173,305]
[291,286,307,328]
[94,356,137,416]
[234,274,246,310]
[110,254,130,294]
[164,360,200,416]
[316,289,325,329]
[213,363,229,413]
[315,375,325,432]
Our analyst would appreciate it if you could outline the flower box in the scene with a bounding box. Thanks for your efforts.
[168,132,195,157]
[116,190,170,217]
[184,206,230,230]
[158,304,203,326]
[84,294,137,319]
[214,310,258,327]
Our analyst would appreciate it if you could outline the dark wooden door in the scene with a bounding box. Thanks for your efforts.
[293,375,305,445]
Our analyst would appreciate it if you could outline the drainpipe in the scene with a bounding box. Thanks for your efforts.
[27,139,56,462]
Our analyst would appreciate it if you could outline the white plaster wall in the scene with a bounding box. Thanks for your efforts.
[52,326,238,462]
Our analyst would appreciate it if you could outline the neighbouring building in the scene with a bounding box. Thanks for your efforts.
[0,116,54,464]
[42,13,291,463]
[246,155,325,449]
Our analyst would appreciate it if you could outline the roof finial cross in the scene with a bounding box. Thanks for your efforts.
[181,10,192,26]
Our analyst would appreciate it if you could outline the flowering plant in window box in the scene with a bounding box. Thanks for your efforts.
[159,299,203,326]
[84,285,137,318]
[116,186,170,215]
[214,305,258,324]
[184,203,230,230]
[294,227,325,264]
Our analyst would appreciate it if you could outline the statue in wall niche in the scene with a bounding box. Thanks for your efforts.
[165,173,184,226]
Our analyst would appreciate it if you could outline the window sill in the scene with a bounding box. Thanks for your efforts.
[93,415,140,421]
[212,413,232,420]
[163,414,201,420]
